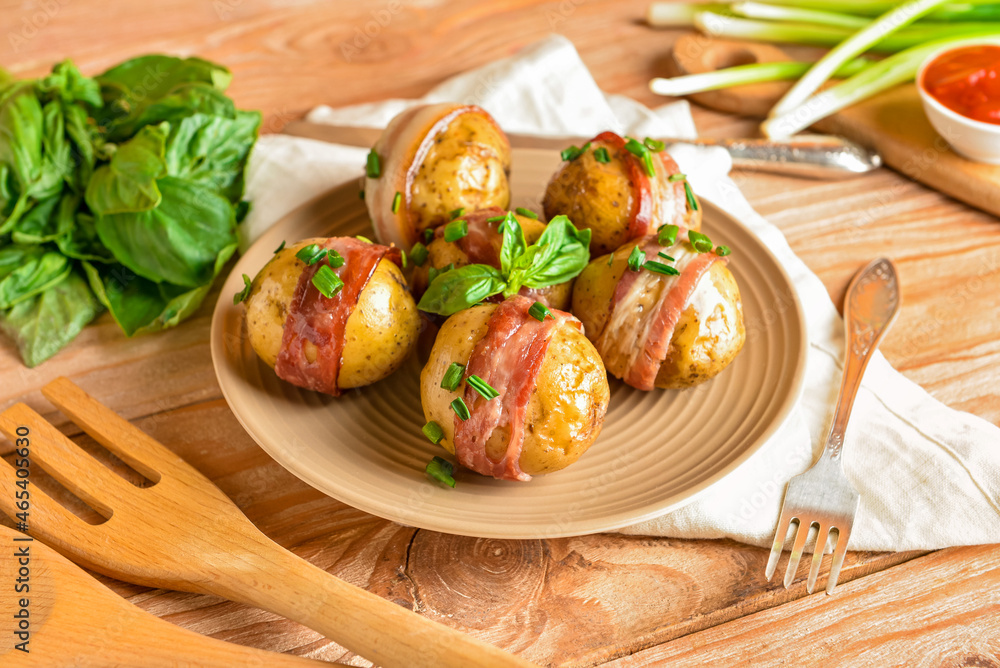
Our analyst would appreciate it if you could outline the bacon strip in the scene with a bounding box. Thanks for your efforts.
[453,295,580,481]
[434,206,507,266]
[592,131,653,240]
[275,238,401,396]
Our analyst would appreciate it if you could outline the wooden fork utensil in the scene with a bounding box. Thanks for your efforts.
[0,378,534,668]
[0,524,337,666]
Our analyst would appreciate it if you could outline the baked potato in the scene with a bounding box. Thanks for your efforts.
[572,233,744,390]
[420,295,609,480]
[542,131,701,256]
[410,206,573,310]
[242,236,420,395]
[365,103,511,250]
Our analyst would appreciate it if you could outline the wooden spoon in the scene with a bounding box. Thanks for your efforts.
[0,525,336,667]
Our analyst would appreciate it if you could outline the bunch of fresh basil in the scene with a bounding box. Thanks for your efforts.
[0,56,259,367]
[418,213,591,316]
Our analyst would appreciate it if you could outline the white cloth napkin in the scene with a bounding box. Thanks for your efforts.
[242,35,1000,552]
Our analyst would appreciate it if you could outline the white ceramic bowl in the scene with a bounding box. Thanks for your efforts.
[916,41,1000,164]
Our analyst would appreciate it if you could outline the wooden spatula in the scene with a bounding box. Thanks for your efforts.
[0,378,535,668]
[0,524,336,666]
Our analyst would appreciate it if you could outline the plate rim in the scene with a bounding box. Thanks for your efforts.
[211,166,809,539]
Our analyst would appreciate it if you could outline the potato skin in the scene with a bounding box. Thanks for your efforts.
[244,238,420,390]
[421,304,610,476]
[407,112,511,238]
[572,241,745,389]
[543,136,701,256]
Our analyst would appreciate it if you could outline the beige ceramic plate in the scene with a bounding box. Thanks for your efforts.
[211,148,807,538]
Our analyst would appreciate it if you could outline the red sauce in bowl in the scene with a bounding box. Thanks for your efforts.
[921,45,1000,125]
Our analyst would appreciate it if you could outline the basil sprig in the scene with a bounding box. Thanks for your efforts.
[418,213,591,317]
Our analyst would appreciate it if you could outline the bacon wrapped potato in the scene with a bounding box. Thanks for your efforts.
[241,237,420,395]
[365,103,511,250]
[542,132,701,256]
[420,295,609,481]
[572,232,744,390]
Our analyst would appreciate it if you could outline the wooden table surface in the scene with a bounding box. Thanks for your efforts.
[2,1,999,665]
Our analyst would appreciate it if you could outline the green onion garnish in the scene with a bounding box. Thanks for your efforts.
[668,173,687,183]
[426,456,456,488]
[296,244,328,265]
[356,235,373,244]
[644,137,666,152]
[715,245,731,257]
[645,261,681,276]
[606,253,614,266]
[274,240,286,254]
[392,192,402,213]
[441,363,465,391]
[233,273,253,305]
[422,421,445,444]
[466,375,499,400]
[423,228,434,243]
[627,245,646,272]
[410,242,428,266]
[400,249,408,269]
[684,181,698,212]
[327,249,345,268]
[443,218,468,242]
[658,251,675,261]
[594,147,610,164]
[528,301,552,322]
[312,264,344,298]
[624,137,656,177]
[515,207,538,219]
[658,224,680,247]
[450,207,465,219]
[486,215,506,223]
[366,150,381,178]
[451,397,470,421]
[689,230,713,253]
[561,142,590,161]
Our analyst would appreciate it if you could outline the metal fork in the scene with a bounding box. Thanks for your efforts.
[765,257,901,594]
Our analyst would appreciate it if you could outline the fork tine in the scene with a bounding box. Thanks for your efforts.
[0,403,138,516]
[765,508,794,581]
[783,518,811,588]
[42,377,178,482]
[0,454,89,538]
[806,523,831,594]
[826,526,851,595]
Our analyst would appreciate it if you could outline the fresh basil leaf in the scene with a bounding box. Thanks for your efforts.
[85,124,167,215]
[94,176,236,287]
[0,84,43,232]
[498,212,526,276]
[61,101,99,192]
[0,268,100,368]
[164,111,261,203]
[11,192,63,244]
[0,245,71,309]
[39,100,74,196]
[417,264,506,317]
[57,211,114,263]
[37,60,103,108]
[521,215,591,289]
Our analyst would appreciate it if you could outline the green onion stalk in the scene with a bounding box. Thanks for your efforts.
[650,57,872,96]
[731,1,870,28]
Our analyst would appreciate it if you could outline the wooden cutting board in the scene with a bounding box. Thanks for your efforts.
[670,35,1000,219]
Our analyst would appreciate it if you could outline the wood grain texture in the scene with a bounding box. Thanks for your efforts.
[0,0,998,665]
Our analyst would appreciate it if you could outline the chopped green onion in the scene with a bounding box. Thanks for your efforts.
[400,249,409,269]
[450,207,465,219]
[356,235,373,244]
[422,421,445,444]
[426,456,456,487]
[624,137,656,177]
[486,215,507,223]
[428,263,454,285]
[689,231,713,253]
[658,224,680,247]
[327,249,345,268]
[392,192,402,214]
[594,147,610,163]
[668,173,687,182]
[646,261,681,276]
[312,264,344,298]
[560,142,591,161]
[441,362,465,391]
[606,253,614,266]
[684,181,698,212]
[515,207,539,219]
[451,397,470,421]
[274,240,286,254]
[233,273,253,305]
[443,219,468,242]
[627,245,646,271]
[366,150,381,178]
[410,242,429,266]
[658,251,675,261]
[528,301,553,322]
[467,375,499,400]
[296,244,328,265]
[715,245,732,257]
[769,0,950,119]
[644,137,666,152]
[423,228,434,243]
